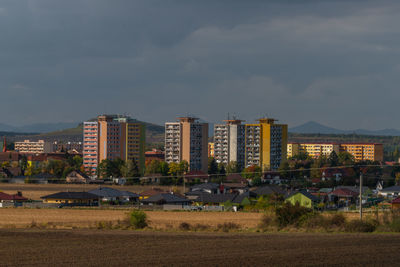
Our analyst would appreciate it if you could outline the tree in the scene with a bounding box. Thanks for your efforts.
[208,157,218,175]
[338,152,355,166]
[242,165,262,181]
[226,161,240,174]
[145,160,161,175]
[278,160,290,178]
[328,151,339,167]
[20,155,28,174]
[72,155,83,170]
[121,159,140,178]
[159,161,169,176]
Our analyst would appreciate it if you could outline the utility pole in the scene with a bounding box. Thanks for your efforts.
[359,172,363,221]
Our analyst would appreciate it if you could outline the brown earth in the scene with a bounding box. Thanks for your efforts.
[0,209,263,229]
[0,183,182,200]
[0,229,399,266]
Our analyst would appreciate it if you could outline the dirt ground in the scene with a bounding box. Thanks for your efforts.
[0,183,181,200]
[1,229,399,266]
[0,209,263,229]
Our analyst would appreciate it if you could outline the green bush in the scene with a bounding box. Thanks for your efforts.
[344,220,376,233]
[179,222,191,231]
[129,210,148,229]
[275,202,313,227]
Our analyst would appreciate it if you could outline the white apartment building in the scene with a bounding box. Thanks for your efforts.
[14,140,52,154]
[214,120,246,169]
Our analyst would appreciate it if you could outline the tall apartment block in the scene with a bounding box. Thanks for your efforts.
[165,117,208,173]
[287,142,383,162]
[245,118,288,171]
[83,115,145,176]
[214,120,246,169]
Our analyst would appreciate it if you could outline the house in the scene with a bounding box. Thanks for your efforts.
[140,173,163,184]
[379,186,400,197]
[88,187,139,203]
[225,173,247,184]
[184,170,209,183]
[193,193,237,206]
[391,197,400,209]
[336,186,369,195]
[0,191,28,203]
[66,170,89,184]
[252,185,285,198]
[285,190,319,209]
[329,188,358,206]
[40,192,99,206]
[141,193,190,205]
[139,188,167,200]
[190,183,224,194]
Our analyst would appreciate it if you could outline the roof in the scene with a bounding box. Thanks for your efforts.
[319,188,333,193]
[0,152,20,162]
[329,188,358,198]
[287,190,319,203]
[41,192,99,200]
[392,197,400,204]
[141,193,190,204]
[140,188,166,197]
[225,173,247,183]
[252,185,285,196]
[336,186,369,194]
[89,187,139,198]
[0,192,28,201]
[194,193,237,203]
[232,191,257,204]
[190,183,219,191]
[67,170,89,179]
[184,170,208,180]
[380,185,400,193]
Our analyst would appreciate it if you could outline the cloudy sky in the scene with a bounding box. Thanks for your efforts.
[1,0,399,130]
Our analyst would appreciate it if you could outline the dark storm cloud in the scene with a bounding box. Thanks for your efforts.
[1,0,400,129]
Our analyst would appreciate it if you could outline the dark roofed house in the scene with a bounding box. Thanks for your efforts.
[194,193,237,206]
[329,188,358,206]
[225,173,247,184]
[89,187,139,203]
[184,170,209,183]
[252,185,285,197]
[141,193,190,205]
[40,192,99,206]
[379,185,400,197]
[140,188,167,200]
[190,183,222,194]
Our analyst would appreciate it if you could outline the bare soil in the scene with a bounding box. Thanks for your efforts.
[0,229,399,266]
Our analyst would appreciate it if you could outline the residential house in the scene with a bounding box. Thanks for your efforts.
[285,190,319,209]
[40,192,99,206]
[66,170,89,184]
[379,186,400,197]
[329,188,358,207]
[391,197,400,209]
[252,185,285,198]
[139,188,167,200]
[141,193,190,206]
[88,187,139,203]
[0,191,28,204]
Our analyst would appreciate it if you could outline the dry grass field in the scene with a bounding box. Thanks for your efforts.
[0,183,182,200]
[1,229,400,266]
[0,209,263,229]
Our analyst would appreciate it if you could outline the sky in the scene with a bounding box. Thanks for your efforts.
[1,0,400,130]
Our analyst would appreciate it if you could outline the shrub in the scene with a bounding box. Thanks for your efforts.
[302,214,327,229]
[129,210,148,229]
[217,222,241,232]
[389,217,400,232]
[275,202,313,227]
[179,222,191,231]
[96,221,113,230]
[192,224,210,231]
[344,220,376,233]
[329,213,346,227]
[258,212,276,230]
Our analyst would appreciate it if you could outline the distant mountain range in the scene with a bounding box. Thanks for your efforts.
[0,122,80,133]
[289,121,400,136]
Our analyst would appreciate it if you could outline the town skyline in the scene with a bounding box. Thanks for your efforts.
[1,1,400,130]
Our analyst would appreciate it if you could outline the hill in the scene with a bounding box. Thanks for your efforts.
[290,121,400,136]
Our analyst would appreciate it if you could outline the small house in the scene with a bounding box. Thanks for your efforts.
[66,170,89,184]
[285,190,319,209]
[40,192,99,206]
[141,193,191,206]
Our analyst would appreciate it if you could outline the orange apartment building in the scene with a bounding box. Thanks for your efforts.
[165,117,208,173]
[287,142,383,162]
[83,115,145,176]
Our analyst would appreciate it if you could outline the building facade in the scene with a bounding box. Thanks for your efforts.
[214,120,246,169]
[287,142,383,162]
[83,115,145,176]
[15,140,52,154]
[245,118,288,171]
[287,143,340,159]
[165,117,208,172]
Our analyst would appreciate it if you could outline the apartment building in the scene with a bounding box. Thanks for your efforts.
[287,142,383,162]
[340,143,383,162]
[52,141,83,153]
[83,115,145,176]
[287,143,340,159]
[214,120,246,169]
[15,140,52,154]
[165,117,208,173]
[245,118,288,171]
